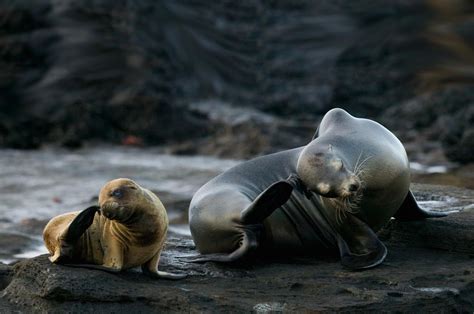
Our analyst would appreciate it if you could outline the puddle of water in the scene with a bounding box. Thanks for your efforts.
[410,162,448,174]
[169,224,191,236]
[411,286,460,295]
[14,245,48,260]
[253,302,287,313]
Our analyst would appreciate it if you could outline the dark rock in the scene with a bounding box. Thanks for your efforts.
[381,87,474,164]
[168,101,315,159]
[0,263,13,290]
[17,218,49,235]
[1,0,473,164]
[1,184,473,312]
[0,233,38,258]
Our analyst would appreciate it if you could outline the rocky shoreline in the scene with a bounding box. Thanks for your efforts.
[0,184,473,312]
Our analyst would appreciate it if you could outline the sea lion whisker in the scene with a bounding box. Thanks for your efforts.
[356,155,373,174]
[353,156,371,178]
[353,151,364,174]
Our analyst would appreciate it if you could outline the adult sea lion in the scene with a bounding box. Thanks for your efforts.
[43,178,186,279]
[188,108,445,269]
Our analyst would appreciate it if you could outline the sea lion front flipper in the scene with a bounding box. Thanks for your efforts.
[50,205,100,264]
[337,214,387,270]
[64,205,100,243]
[394,190,448,221]
[240,181,293,224]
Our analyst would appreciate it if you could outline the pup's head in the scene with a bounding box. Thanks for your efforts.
[98,178,143,222]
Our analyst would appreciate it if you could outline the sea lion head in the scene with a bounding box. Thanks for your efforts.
[297,143,361,199]
[98,178,144,222]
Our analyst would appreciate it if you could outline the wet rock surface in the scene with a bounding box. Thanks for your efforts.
[1,184,473,312]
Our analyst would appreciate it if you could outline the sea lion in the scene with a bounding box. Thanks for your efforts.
[43,178,186,279]
[188,108,445,269]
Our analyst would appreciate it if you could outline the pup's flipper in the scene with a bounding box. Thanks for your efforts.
[64,205,100,244]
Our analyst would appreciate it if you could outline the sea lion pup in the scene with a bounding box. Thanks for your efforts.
[43,178,186,279]
[187,108,446,269]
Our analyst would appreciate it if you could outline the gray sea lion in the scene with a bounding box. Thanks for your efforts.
[188,108,445,269]
[43,178,186,279]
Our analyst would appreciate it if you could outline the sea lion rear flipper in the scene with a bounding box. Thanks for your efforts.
[64,205,100,243]
[141,250,187,280]
[337,214,387,270]
[141,268,187,280]
[182,227,258,263]
[394,190,448,221]
[240,180,293,224]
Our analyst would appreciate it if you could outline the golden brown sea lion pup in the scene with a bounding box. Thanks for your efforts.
[43,178,186,280]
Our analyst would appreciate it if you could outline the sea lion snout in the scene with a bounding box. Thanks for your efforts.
[100,201,122,220]
[98,178,142,221]
[340,175,361,198]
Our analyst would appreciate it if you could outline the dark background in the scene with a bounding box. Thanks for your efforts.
[0,0,472,163]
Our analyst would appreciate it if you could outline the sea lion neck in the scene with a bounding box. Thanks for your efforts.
[117,204,160,227]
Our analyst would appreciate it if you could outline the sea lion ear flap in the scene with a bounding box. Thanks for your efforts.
[336,214,387,270]
[311,125,320,140]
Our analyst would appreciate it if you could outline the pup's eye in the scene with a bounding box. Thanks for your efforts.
[128,186,137,190]
[111,189,123,198]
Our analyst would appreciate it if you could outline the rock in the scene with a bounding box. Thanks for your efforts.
[0,233,37,260]
[17,218,49,235]
[1,0,473,164]
[1,184,473,312]
[168,101,315,159]
[382,184,474,253]
[380,87,474,164]
[0,263,12,291]
[0,262,18,313]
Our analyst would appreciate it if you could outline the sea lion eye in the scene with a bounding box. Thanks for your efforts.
[111,189,123,198]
